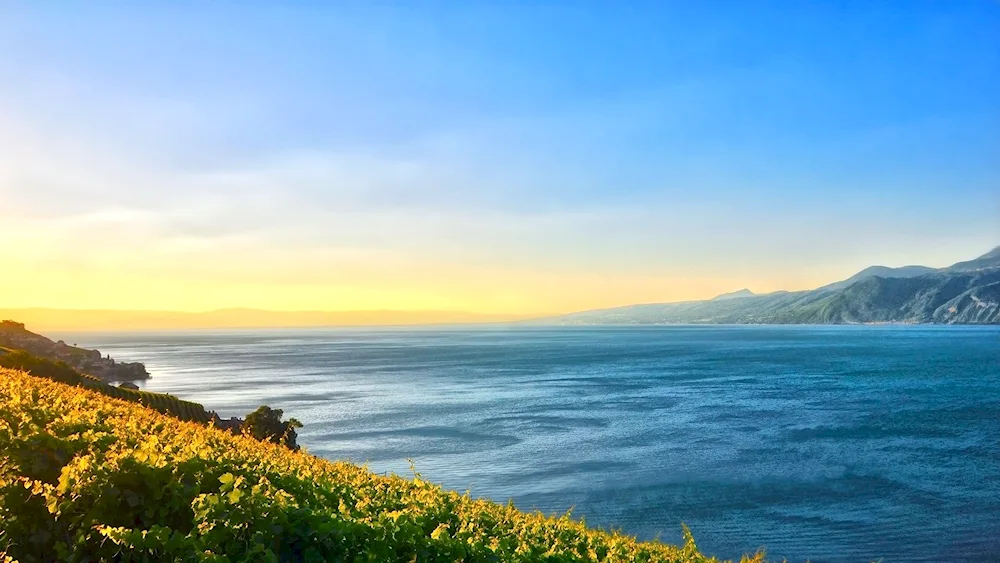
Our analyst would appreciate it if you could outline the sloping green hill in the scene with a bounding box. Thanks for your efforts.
[0,348,212,424]
[0,368,760,562]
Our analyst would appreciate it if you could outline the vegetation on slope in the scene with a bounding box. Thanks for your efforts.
[0,346,302,449]
[0,348,212,424]
[0,368,762,563]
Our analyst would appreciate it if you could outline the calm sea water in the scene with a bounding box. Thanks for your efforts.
[60,326,1000,562]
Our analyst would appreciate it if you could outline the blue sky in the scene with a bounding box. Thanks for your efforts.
[1,2,998,313]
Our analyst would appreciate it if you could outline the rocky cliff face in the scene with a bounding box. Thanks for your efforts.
[0,320,149,381]
[933,281,1000,323]
[773,269,1000,324]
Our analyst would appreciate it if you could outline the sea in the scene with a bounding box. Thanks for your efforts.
[59,325,1000,562]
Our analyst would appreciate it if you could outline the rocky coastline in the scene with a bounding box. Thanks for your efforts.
[0,320,149,381]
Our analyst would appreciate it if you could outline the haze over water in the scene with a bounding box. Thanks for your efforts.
[66,326,1000,562]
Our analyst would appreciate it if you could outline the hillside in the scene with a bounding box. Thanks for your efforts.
[816,265,937,292]
[0,342,306,448]
[766,271,1000,324]
[549,246,1000,325]
[0,368,759,562]
[0,320,148,381]
[945,245,1000,272]
[0,346,213,425]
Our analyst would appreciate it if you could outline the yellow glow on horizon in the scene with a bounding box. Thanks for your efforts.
[0,254,838,317]
[0,214,851,328]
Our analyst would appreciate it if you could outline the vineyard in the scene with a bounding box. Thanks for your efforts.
[0,368,765,562]
[127,389,213,424]
[0,349,211,424]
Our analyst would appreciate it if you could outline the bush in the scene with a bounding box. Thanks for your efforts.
[243,405,302,450]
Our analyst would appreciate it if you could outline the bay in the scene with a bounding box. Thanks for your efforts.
[61,325,1000,562]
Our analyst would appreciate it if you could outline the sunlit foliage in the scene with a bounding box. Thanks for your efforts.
[0,368,765,562]
[0,349,211,424]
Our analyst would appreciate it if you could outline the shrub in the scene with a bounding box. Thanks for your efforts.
[243,405,303,450]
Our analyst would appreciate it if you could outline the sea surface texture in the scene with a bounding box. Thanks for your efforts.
[66,326,1000,562]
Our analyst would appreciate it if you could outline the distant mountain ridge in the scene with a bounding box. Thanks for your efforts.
[710,288,756,301]
[816,265,937,292]
[547,246,1000,325]
[946,246,1000,272]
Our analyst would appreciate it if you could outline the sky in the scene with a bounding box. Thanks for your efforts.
[1,2,998,316]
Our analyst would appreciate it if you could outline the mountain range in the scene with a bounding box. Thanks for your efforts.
[546,246,1000,325]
